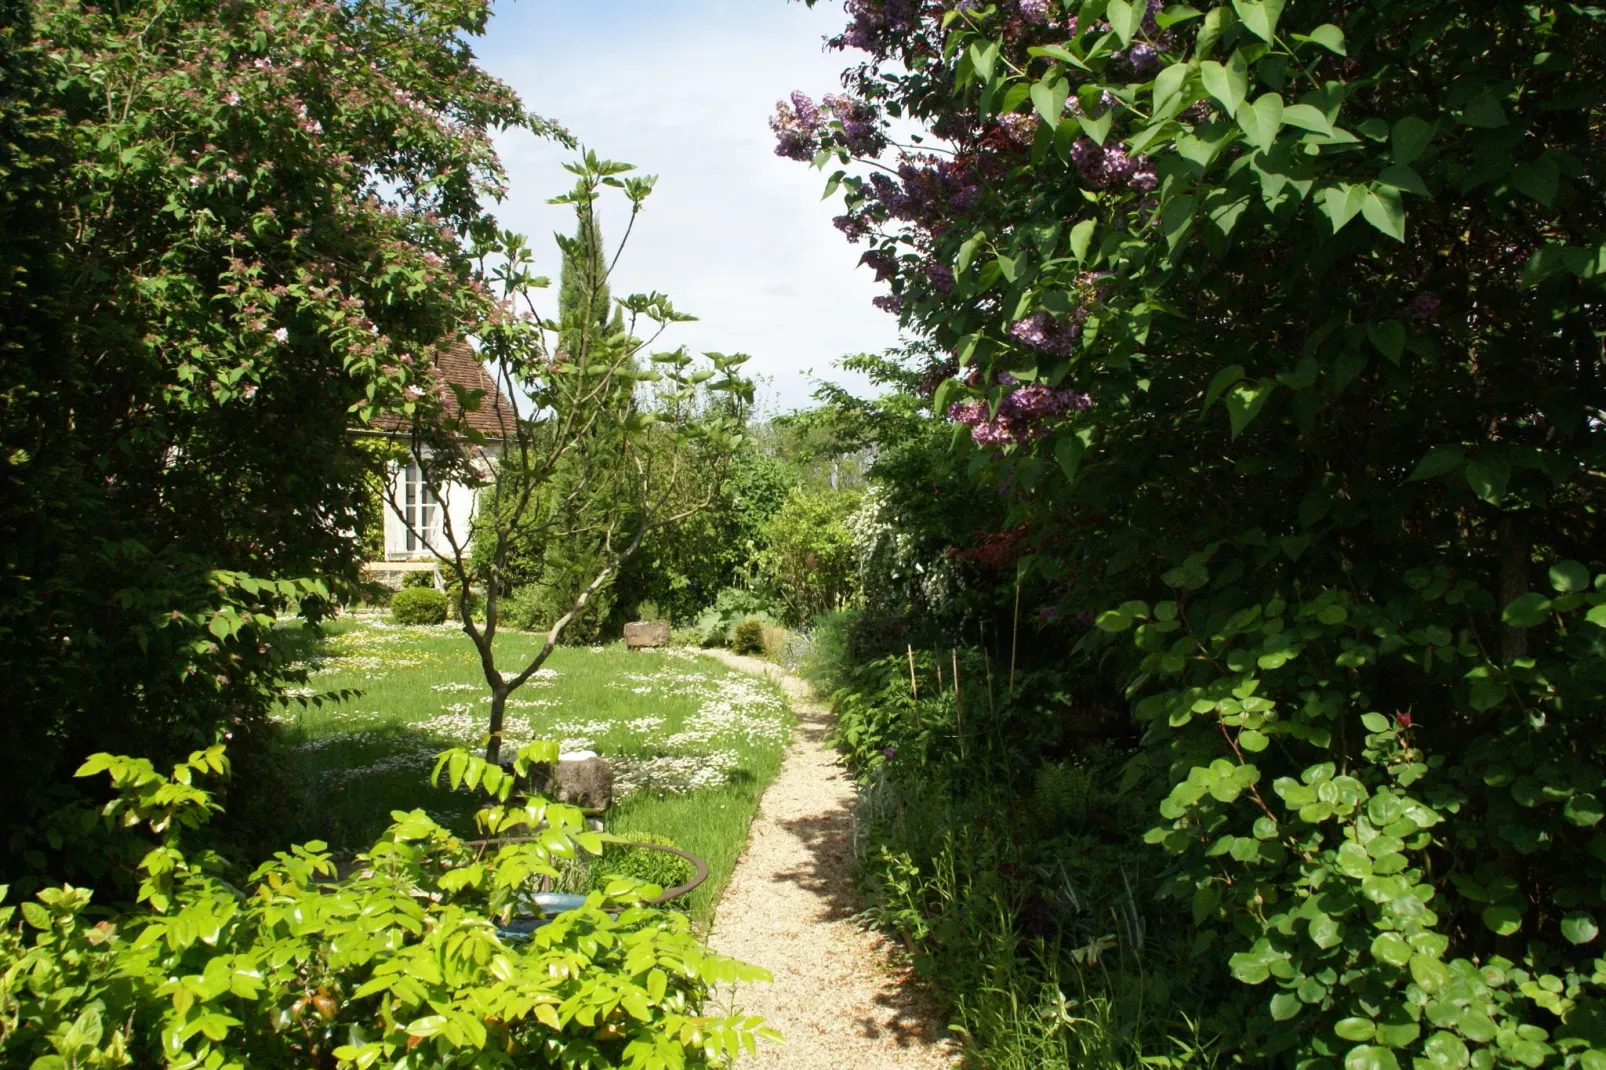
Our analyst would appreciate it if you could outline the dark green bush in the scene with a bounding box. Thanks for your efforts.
[401,570,437,589]
[497,586,545,631]
[390,587,446,626]
[730,618,766,656]
[590,831,696,897]
[443,584,480,623]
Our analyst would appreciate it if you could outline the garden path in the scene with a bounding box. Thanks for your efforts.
[702,650,959,1070]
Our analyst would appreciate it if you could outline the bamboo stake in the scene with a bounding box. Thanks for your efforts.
[983,645,996,716]
[952,648,964,759]
[907,644,919,701]
[935,644,943,692]
[1010,576,1021,695]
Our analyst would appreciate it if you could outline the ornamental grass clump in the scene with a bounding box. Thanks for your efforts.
[390,586,446,626]
[730,618,766,657]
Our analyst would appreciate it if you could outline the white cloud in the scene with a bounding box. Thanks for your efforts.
[477,0,902,411]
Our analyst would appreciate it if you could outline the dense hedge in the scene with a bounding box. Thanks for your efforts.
[791,1,1606,1066]
[391,586,448,626]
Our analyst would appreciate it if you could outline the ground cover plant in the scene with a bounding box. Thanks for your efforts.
[276,619,792,922]
[784,0,1606,1067]
[0,742,778,1069]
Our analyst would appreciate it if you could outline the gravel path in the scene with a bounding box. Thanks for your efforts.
[702,650,959,1070]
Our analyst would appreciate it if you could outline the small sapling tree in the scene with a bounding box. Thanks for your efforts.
[388,152,752,762]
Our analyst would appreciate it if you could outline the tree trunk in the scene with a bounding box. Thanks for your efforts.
[485,689,507,765]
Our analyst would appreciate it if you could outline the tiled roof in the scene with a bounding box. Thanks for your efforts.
[372,341,515,438]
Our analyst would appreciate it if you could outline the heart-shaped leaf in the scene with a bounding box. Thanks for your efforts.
[1200,54,1249,116]
[1232,0,1285,42]
[1078,109,1113,146]
[1361,187,1406,242]
[1225,378,1276,439]
[1107,0,1139,45]
[1392,117,1435,166]
[1154,61,1192,117]
[1236,93,1285,152]
[1367,320,1405,363]
[1030,78,1069,128]
[1406,446,1464,483]
[1297,23,1346,54]
[1281,103,1333,135]
[1320,183,1367,233]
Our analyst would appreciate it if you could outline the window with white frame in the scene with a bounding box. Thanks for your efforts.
[402,460,440,553]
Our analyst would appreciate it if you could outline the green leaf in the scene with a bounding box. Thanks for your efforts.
[1406,445,1464,483]
[1297,23,1346,54]
[1203,365,1246,409]
[1562,912,1600,945]
[1361,712,1390,734]
[1481,904,1523,936]
[1378,164,1429,197]
[1367,320,1406,362]
[1320,184,1368,233]
[1107,0,1140,45]
[1551,560,1590,594]
[1154,62,1192,117]
[1030,78,1069,128]
[1345,1045,1401,1070]
[1078,108,1113,146]
[1070,218,1097,263]
[1465,459,1510,504]
[1513,156,1560,207]
[1236,93,1286,152]
[1225,378,1276,439]
[1361,187,1406,242]
[969,40,1001,82]
[1565,793,1604,827]
[1391,117,1434,166]
[1281,103,1334,135]
[1335,1018,1377,1042]
[1232,0,1284,42]
[1309,912,1343,949]
[1370,932,1412,967]
[1199,55,1248,117]
[1055,436,1086,484]
[1590,605,1606,628]
[1240,729,1269,752]
[1271,991,1302,1020]
[1460,90,1507,128]
[1502,593,1552,628]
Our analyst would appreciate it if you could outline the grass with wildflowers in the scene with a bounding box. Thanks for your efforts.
[272,616,792,922]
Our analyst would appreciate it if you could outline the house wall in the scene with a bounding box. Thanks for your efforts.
[380,454,488,562]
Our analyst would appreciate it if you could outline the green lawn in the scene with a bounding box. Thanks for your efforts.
[273,616,791,923]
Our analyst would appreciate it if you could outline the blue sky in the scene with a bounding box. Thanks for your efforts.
[472,0,901,411]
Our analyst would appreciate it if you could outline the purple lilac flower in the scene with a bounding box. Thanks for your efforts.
[971,420,1015,446]
[948,399,988,425]
[1070,138,1153,193]
[1039,606,1060,619]
[824,94,885,156]
[872,294,903,314]
[1018,0,1051,22]
[883,746,899,760]
[1409,292,1442,325]
[997,112,1040,147]
[834,213,870,243]
[770,96,820,161]
[860,249,897,282]
[926,262,956,293]
[1009,312,1081,355]
[1125,42,1161,76]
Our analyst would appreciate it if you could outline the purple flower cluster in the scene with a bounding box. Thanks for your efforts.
[823,94,885,156]
[770,91,821,161]
[1009,311,1082,355]
[1408,292,1442,325]
[996,112,1040,147]
[838,0,921,55]
[949,384,1092,446]
[872,293,903,314]
[867,156,981,231]
[1018,0,1052,22]
[861,248,898,282]
[1070,138,1156,192]
[925,261,956,293]
[773,91,884,160]
[834,212,871,243]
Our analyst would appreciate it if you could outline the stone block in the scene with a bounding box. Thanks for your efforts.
[623,620,670,649]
